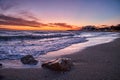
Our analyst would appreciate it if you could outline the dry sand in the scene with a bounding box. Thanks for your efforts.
[0,38,120,80]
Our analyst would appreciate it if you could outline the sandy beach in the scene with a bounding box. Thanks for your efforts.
[0,0,120,79]
[0,38,120,80]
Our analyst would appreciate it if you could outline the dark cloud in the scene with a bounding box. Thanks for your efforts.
[0,0,17,12]
[0,0,40,22]
[18,10,39,21]
[0,14,78,30]
[51,23,73,28]
[0,14,46,27]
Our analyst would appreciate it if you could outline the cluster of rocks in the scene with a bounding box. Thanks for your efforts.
[1,55,73,71]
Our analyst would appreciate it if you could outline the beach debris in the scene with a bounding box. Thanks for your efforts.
[20,55,38,65]
[42,58,73,71]
[0,63,2,68]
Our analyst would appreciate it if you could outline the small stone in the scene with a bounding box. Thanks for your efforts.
[20,55,38,65]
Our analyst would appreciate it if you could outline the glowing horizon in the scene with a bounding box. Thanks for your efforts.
[0,0,120,30]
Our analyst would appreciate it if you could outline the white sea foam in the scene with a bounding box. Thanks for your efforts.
[0,31,86,60]
[39,32,119,59]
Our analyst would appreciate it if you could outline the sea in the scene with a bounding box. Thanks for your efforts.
[0,30,119,68]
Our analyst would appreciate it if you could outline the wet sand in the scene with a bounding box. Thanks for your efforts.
[0,38,120,80]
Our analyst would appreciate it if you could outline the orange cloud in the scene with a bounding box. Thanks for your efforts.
[47,23,80,30]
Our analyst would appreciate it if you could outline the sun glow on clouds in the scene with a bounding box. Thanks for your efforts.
[0,14,80,30]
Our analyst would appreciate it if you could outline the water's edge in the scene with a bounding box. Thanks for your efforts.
[0,32,119,68]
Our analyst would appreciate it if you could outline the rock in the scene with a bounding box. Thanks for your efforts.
[0,63,2,68]
[42,58,73,71]
[20,55,38,65]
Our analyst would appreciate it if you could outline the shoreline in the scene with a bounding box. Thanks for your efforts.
[0,38,120,80]
[0,33,119,68]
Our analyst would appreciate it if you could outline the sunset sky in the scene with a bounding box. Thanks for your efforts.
[0,0,120,30]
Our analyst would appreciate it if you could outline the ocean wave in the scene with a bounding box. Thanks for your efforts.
[0,36,87,60]
[0,31,119,60]
[0,33,74,41]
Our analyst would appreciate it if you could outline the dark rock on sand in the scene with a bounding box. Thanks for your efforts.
[0,63,2,68]
[21,55,38,65]
[42,58,73,71]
